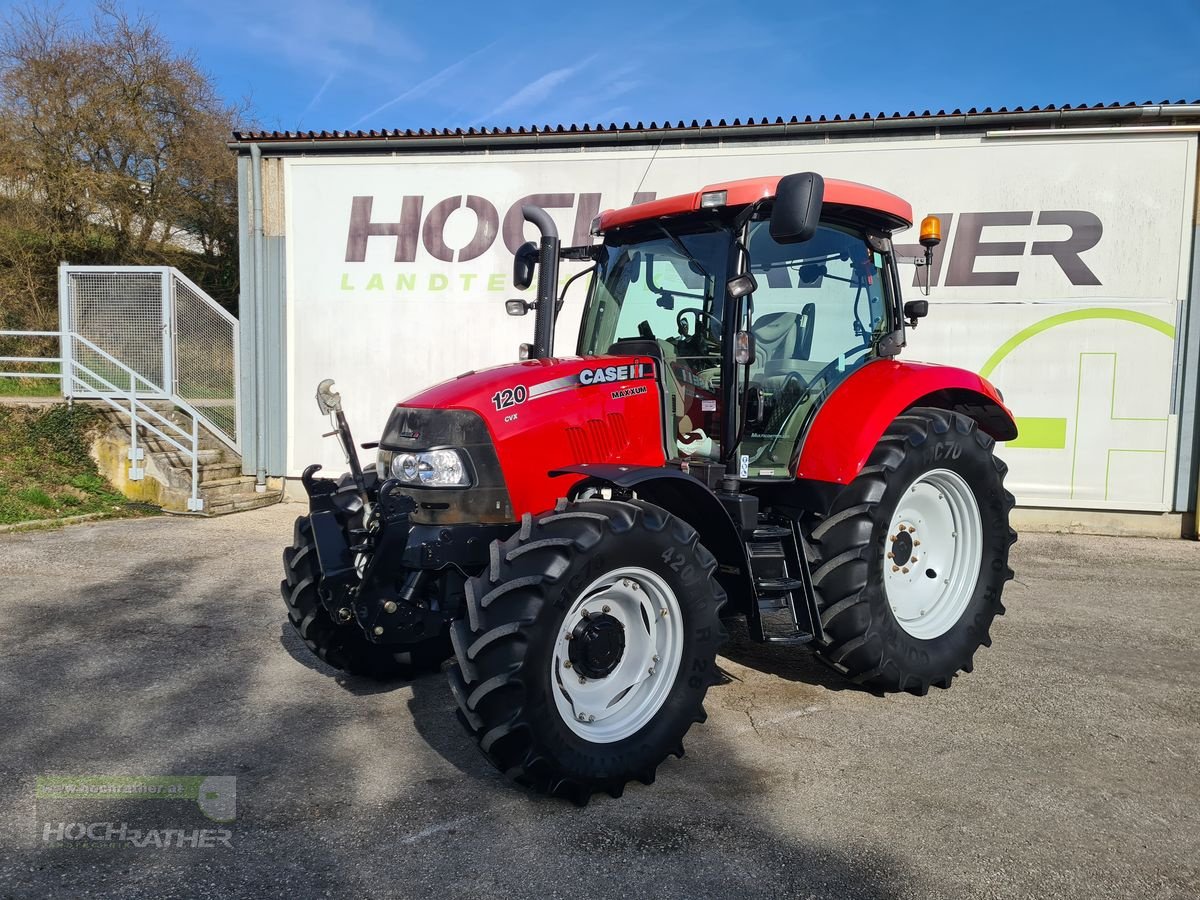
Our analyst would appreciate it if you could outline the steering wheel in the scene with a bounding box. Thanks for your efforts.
[676,307,722,338]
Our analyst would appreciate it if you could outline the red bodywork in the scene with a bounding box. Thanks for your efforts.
[402,356,667,514]
[598,176,913,232]
[400,354,1015,517]
[796,359,1016,485]
[394,177,1014,518]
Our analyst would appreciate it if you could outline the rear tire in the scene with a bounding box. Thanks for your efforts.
[280,515,451,680]
[809,408,1016,694]
[447,498,726,804]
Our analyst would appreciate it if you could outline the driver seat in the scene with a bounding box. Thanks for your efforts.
[752,304,816,381]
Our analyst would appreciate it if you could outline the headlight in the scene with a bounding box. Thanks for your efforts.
[390,449,471,487]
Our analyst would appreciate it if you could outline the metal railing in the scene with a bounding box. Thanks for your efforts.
[58,265,240,453]
[1,330,206,511]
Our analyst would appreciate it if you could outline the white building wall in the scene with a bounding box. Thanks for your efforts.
[280,132,1198,512]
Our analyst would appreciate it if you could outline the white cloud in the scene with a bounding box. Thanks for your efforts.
[480,55,598,123]
[351,42,499,128]
[298,72,336,124]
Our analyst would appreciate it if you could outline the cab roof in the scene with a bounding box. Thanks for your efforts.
[596,176,913,234]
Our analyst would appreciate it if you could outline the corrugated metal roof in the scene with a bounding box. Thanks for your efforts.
[231,100,1200,144]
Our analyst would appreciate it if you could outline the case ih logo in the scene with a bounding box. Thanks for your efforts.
[579,362,655,386]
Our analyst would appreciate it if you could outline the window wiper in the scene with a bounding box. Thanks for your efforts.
[655,224,711,280]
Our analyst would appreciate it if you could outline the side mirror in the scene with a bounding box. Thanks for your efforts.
[505,299,531,317]
[770,172,824,244]
[726,272,758,300]
[513,241,539,291]
[904,299,929,327]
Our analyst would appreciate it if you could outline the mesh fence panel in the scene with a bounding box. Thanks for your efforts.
[68,271,166,395]
[62,266,239,451]
[172,274,237,445]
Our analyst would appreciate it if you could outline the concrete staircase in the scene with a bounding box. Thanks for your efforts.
[91,404,282,515]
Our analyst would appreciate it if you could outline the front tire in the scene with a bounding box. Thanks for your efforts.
[809,408,1016,694]
[447,498,726,804]
[280,515,451,680]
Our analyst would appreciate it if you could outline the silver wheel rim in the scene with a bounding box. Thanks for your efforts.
[551,566,684,743]
[882,468,983,640]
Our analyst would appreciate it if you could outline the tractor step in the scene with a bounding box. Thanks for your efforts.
[751,525,792,541]
[757,596,815,644]
[755,576,805,595]
[745,514,825,645]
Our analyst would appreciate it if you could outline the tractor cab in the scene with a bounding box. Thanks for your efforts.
[577,175,916,481]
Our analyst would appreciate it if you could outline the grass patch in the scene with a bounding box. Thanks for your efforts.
[0,359,61,397]
[0,403,158,525]
[0,377,61,397]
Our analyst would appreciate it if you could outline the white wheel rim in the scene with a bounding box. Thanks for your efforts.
[551,566,684,743]
[882,468,983,640]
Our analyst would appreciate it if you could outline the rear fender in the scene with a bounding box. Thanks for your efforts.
[796,359,1017,486]
[551,464,755,616]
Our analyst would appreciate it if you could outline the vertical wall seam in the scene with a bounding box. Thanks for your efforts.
[250,144,267,488]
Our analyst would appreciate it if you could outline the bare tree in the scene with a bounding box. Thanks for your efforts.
[0,1,246,330]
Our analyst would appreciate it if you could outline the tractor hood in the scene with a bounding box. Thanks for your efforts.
[398,356,658,413]
[384,355,668,518]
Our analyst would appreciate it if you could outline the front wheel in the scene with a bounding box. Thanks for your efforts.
[447,498,727,804]
[808,408,1016,694]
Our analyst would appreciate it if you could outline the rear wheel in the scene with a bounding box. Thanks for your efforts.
[809,408,1016,694]
[280,516,450,680]
[447,498,726,804]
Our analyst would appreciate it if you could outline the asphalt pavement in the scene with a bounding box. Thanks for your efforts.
[0,503,1196,899]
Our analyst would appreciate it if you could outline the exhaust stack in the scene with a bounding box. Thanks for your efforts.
[522,205,560,359]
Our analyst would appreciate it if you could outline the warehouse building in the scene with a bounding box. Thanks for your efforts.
[229,101,1200,535]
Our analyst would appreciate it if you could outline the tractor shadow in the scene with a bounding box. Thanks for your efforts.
[716,618,875,694]
[276,623,416,696]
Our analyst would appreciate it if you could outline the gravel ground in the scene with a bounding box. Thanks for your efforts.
[0,503,1197,899]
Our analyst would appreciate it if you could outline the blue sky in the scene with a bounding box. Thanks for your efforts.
[31,0,1200,132]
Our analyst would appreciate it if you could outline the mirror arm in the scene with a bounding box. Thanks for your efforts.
[558,264,595,307]
[560,244,602,262]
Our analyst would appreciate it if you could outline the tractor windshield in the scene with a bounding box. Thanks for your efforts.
[739,219,890,477]
[578,224,731,460]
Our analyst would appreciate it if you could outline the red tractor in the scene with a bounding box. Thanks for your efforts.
[281,172,1017,803]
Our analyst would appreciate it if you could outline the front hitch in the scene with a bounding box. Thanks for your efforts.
[302,382,449,645]
[303,469,445,645]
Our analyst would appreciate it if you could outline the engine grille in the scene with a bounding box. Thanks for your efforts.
[564,413,629,464]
